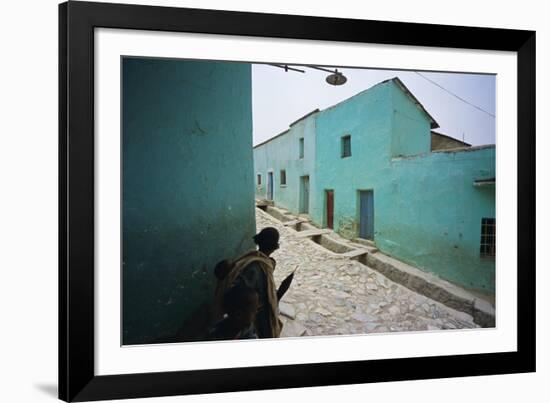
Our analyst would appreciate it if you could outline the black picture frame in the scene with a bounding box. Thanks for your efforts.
[59,1,536,401]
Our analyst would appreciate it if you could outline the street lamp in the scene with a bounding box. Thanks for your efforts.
[325,69,347,86]
[268,64,348,86]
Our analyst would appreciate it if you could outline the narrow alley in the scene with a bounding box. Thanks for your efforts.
[257,208,480,338]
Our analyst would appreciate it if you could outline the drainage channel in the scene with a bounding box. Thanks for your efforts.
[310,235,355,254]
[261,204,365,256]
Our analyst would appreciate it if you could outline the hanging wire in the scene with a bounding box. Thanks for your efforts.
[414,72,495,118]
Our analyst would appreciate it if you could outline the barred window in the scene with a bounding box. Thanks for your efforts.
[299,138,304,159]
[480,218,496,258]
[257,174,262,186]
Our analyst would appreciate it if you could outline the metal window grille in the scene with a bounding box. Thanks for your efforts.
[299,138,304,158]
[257,174,261,185]
[480,218,496,258]
[280,170,286,185]
[341,135,351,157]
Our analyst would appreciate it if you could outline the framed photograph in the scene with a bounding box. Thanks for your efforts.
[59,1,535,401]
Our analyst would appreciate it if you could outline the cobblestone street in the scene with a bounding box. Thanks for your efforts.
[256,208,480,337]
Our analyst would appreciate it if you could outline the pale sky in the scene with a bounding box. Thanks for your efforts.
[252,64,496,147]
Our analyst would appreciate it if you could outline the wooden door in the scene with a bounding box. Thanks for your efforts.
[326,190,334,229]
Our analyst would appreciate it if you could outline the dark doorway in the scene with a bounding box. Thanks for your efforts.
[325,190,334,229]
[267,172,273,200]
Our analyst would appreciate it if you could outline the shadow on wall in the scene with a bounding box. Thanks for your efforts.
[122,57,256,345]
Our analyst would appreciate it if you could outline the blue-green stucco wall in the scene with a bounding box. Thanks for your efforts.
[314,83,393,235]
[390,82,432,157]
[380,147,495,292]
[253,79,495,293]
[122,58,255,344]
[253,116,317,214]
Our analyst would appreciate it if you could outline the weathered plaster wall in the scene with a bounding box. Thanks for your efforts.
[253,115,317,214]
[122,58,255,344]
[390,81,432,157]
[379,147,496,292]
[314,82,393,238]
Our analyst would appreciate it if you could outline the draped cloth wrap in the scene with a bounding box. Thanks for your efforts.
[213,250,282,338]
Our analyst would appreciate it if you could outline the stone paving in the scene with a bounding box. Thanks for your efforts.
[256,208,479,338]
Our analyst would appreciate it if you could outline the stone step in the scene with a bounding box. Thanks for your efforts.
[283,219,307,227]
[340,249,369,258]
[255,199,274,207]
[349,242,378,253]
[295,229,333,238]
[265,206,293,222]
[352,238,376,248]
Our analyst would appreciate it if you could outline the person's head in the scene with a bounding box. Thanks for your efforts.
[253,227,280,256]
[223,284,259,327]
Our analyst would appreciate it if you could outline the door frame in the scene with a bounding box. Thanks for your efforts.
[358,189,374,240]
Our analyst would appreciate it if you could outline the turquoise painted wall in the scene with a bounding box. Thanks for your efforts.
[314,82,393,235]
[390,82,432,157]
[253,115,317,214]
[380,147,495,292]
[253,79,495,293]
[123,58,255,344]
